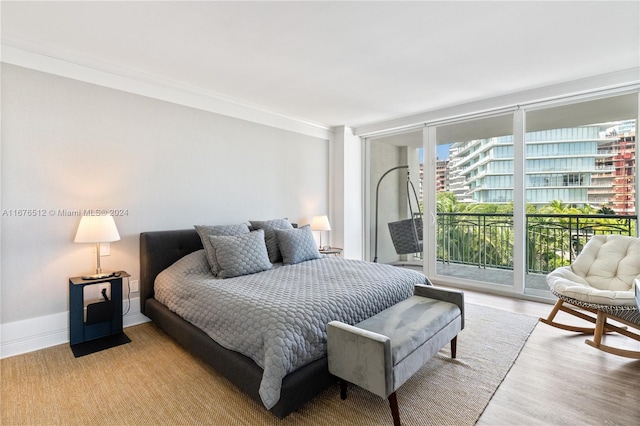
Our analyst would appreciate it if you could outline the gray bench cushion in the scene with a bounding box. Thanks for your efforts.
[355,296,461,365]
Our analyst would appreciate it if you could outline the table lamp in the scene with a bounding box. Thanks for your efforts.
[74,215,120,279]
[310,215,331,249]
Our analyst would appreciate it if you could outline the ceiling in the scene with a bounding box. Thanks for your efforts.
[2,1,639,129]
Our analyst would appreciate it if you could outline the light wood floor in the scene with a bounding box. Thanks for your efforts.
[458,288,640,425]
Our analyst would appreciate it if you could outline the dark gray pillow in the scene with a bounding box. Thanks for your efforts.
[249,218,294,263]
[275,225,322,265]
[195,224,250,276]
[209,230,272,278]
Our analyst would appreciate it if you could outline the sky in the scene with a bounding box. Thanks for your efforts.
[437,144,450,160]
[419,144,451,164]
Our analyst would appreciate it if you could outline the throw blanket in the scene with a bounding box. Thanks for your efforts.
[155,250,428,409]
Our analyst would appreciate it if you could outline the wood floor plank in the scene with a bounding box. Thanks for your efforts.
[461,288,640,425]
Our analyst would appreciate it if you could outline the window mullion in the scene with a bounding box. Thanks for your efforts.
[513,109,526,294]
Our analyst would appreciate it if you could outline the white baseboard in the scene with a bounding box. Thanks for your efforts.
[0,297,149,359]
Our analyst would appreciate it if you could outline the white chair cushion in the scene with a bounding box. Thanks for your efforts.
[547,235,640,306]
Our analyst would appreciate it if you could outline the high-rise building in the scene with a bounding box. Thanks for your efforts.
[592,121,636,214]
[435,159,448,192]
[444,144,471,202]
[444,122,636,212]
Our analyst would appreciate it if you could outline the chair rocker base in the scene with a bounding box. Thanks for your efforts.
[584,310,640,359]
[539,299,620,335]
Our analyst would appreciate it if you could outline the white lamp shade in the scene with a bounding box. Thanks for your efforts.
[310,215,331,231]
[74,215,121,243]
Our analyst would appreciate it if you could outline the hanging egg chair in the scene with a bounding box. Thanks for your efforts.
[374,166,423,263]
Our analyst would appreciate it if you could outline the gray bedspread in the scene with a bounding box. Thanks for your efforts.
[154,250,428,409]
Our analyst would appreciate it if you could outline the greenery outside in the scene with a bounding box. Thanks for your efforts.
[434,192,637,274]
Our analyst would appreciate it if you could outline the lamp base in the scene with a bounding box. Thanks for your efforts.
[81,272,115,280]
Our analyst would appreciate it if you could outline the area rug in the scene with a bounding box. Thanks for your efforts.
[1,303,537,425]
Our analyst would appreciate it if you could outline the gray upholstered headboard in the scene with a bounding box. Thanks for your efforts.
[139,229,203,316]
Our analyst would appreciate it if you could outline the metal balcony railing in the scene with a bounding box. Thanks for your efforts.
[436,212,637,275]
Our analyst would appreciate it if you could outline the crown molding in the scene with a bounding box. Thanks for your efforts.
[0,41,332,140]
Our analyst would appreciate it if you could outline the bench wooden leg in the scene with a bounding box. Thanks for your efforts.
[451,336,457,359]
[388,392,401,426]
[340,379,348,400]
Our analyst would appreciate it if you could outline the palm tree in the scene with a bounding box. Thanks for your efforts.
[598,206,615,215]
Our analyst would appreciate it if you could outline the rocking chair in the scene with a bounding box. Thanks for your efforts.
[539,234,640,358]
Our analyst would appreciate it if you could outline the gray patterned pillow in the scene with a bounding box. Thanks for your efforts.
[195,224,250,276]
[249,218,294,263]
[209,230,272,278]
[275,225,322,265]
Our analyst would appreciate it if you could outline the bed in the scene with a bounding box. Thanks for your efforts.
[140,226,430,418]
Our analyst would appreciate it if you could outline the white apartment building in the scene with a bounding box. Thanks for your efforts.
[445,122,636,212]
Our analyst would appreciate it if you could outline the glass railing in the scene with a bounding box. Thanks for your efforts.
[436,212,637,275]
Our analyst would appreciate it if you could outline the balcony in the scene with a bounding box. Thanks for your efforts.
[433,212,637,293]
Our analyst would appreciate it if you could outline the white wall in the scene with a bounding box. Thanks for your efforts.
[330,126,363,260]
[1,64,329,354]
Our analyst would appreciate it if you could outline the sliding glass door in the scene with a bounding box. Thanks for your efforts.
[428,114,516,290]
[422,93,638,299]
[367,131,423,265]
[366,91,637,301]
[524,94,638,296]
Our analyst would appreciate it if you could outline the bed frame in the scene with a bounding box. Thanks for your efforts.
[139,229,335,419]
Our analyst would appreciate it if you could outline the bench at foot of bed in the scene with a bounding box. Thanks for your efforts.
[327,284,464,426]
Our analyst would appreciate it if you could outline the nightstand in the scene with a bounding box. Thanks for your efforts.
[320,247,343,256]
[69,271,131,357]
